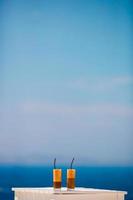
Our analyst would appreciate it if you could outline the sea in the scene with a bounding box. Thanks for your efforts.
[0,166,133,200]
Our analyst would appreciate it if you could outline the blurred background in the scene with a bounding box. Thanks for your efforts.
[0,0,133,200]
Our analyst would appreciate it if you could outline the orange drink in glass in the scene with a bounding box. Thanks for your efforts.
[53,169,62,190]
[67,169,76,190]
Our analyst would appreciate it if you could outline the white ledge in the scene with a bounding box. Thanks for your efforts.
[12,187,127,195]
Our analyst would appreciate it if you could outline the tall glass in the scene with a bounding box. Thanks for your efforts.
[53,169,62,190]
[67,169,76,190]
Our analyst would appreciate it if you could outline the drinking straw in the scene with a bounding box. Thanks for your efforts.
[54,158,56,169]
[70,158,75,169]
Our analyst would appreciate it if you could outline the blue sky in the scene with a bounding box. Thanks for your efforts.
[0,0,133,166]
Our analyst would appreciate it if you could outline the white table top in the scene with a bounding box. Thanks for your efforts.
[12,187,127,195]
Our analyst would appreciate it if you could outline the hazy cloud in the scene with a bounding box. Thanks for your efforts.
[67,76,133,92]
[20,101,133,117]
[0,101,133,165]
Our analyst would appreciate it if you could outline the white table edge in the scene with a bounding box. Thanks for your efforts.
[12,187,127,195]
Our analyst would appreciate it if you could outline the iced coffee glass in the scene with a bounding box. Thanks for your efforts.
[53,169,62,190]
[67,169,76,190]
